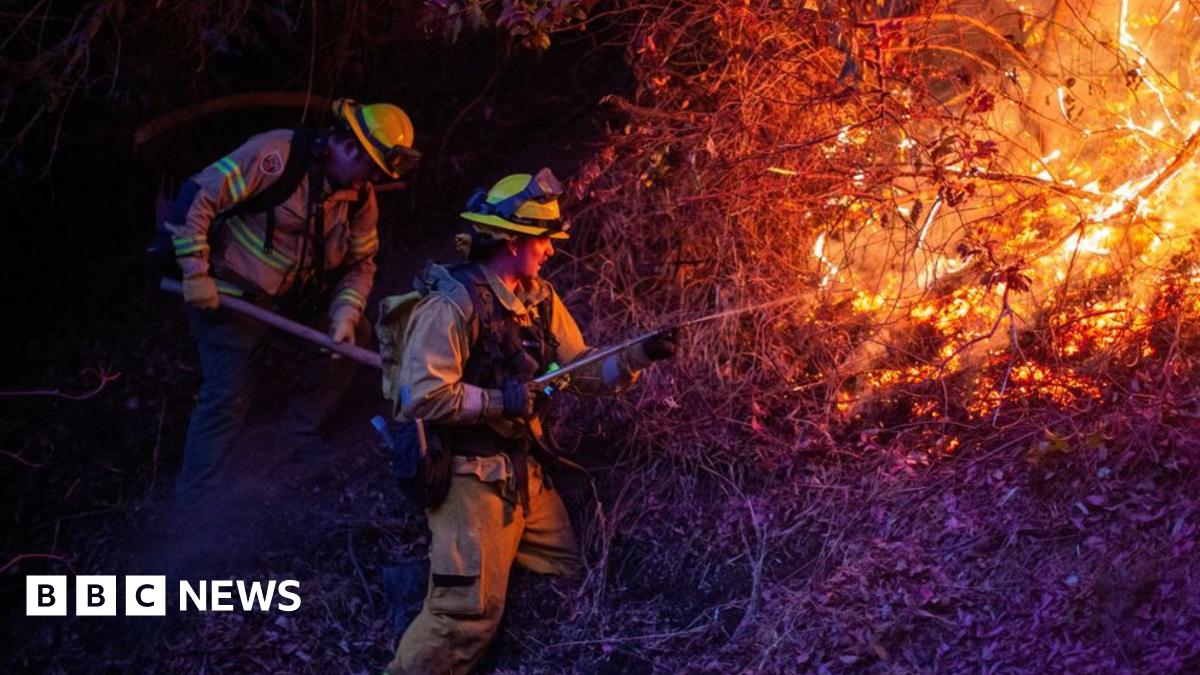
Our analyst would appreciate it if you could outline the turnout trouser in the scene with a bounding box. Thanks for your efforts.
[387,457,580,675]
[175,304,369,503]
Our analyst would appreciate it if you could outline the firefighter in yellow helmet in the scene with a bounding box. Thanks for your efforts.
[163,99,419,503]
[384,169,676,674]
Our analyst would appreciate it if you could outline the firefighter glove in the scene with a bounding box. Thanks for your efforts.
[330,315,357,346]
[500,378,535,419]
[641,328,678,361]
[327,307,358,361]
[182,274,220,310]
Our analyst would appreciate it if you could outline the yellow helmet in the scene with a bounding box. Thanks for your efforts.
[331,98,420,179]
[460,168,570,239]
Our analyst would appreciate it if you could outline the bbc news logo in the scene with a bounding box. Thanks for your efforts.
[26,576,301,616]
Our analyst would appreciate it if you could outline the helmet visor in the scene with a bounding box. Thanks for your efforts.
[384,145,422,177]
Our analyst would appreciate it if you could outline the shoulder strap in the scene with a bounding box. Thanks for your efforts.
[225,126,315,254]
[535,281,559,357]
[309,138,327,287]
[448,263,493,346]
[450,262,519,386]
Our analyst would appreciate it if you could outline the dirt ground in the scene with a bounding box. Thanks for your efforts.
[3,145,688,670]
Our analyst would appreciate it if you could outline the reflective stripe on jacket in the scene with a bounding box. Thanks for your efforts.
[165,129,379,322]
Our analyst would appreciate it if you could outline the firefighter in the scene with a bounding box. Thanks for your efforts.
[384,168,676,674]
[166,98,420,503]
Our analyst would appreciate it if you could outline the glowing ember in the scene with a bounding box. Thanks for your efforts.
[967,363,1103,419]
[819,0,1200,425]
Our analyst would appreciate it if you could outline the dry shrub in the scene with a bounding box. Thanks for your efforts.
[535,0,1200,670]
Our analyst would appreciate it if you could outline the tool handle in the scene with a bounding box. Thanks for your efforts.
[159,277,383,370]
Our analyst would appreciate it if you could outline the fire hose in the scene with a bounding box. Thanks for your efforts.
[530,293,807,387]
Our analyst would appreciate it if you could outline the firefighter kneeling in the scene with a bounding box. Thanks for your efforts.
[380,169,675,674]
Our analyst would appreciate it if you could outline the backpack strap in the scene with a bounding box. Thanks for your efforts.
[224,126,315,254]
[448,264,511,387]
[534,280,559,363]
[308,140,327,289]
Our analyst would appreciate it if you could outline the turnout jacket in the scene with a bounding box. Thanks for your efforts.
[165,129,379,323]
[397,263,652,442]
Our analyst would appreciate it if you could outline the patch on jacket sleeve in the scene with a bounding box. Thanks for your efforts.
[258,151,284,176]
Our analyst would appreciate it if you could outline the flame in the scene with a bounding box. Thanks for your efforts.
[813,232,839,287]
[819,0,1200,428]
[1119,0,1179,129]
[1062,226,1113,256]
[852,290,887,313]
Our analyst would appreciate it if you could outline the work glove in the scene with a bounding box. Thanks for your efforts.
[641,328,678,362]
[330,318,357,346]
[328,306,358,359]
[182,273,219,310]
[500,377,536,419]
